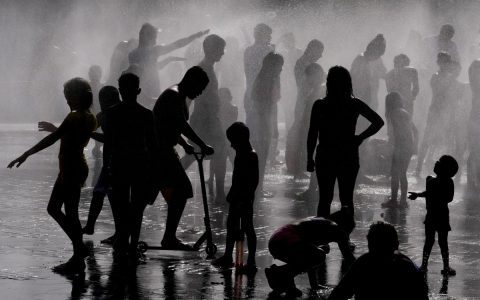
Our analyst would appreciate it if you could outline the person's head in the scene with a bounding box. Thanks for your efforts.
[203,34,226,63]
[469,60,480,88]
[139,23,158,47]
[254,23,272,45]
[226,122,250,150]
[449,61,461,79]
[385,92,404,119]
[437,52,452,70]
[88,65,102,83]
[367,221,399,257]
[118,73,140,102]
[99,85,121,111]
[305,63,325,87]
[63,77,92,111]
[393,54,410,69]
[178,66,209,99]
[260,52,284,77]
[440,24,455,41]
[304,39,324,62]
[364,34,386,61]
[329,210,355,235]
[326,65,353,99]
[280,32,296,50]
[218,87,232,103]
[434,155,459,178]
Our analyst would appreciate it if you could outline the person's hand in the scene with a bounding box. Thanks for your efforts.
[7,154,28,168]
[354,135,364,146]
[202,144,214,156]
[307,159,315,172]
[195,29,210,38]
[38,121,57,133]
[183,143,195,155]
[408,192,417,200]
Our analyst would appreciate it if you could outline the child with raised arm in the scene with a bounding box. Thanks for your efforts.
[8,78,96,274]
[212,122,259,273]
[409,155,458,276]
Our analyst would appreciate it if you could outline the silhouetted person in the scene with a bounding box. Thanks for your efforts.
[286,40,324,177]
[425,24,460,67]
[265,211,356,298]
[328,221,428,300]
[307,66,384,220]
[296,63,326,199]
[103,73,156,260]
[88,65,104,159]
[381,92,417,208]
[277,32,303,130]
[153,66,213,250]
[212,122,258,273]
[350,34,386,111]
[416,52,454,175]
[8,78,96,274]
[244,23,275,126]
[106,39,138,85]
[385,54,419,115]
[128,23,208,105]
[250,52,284,198]
[409,155,458,276]
[82,86,121,239]
[183,34,227,201]
[467,60,480,194]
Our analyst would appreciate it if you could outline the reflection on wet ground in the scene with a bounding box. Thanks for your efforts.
[0,128,479,299]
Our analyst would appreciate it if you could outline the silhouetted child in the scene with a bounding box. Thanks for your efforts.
[265,211,356,298]
[82,86,121,240]
[381,92,417,208]
[103,73,157,261]
[8,78,97,274]
[409,155,458,276]
[328,221,428,300]
[153,66,213,250]
[212,122,258,273]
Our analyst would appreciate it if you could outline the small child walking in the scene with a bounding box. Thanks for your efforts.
[409,155,458,276]
[212,122,259,273]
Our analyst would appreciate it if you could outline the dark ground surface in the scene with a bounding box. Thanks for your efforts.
[0,126,479,299]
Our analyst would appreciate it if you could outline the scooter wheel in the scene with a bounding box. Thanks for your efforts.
[206,243,217,256]
[138,241,148,253]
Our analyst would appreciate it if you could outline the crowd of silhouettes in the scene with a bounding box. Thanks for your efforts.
[7,20,480,298]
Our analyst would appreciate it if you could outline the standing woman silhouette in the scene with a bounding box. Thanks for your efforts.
[306,66,384,223]
[8,78,96,274]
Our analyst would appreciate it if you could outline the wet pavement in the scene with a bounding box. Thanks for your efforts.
[0,126,479,299]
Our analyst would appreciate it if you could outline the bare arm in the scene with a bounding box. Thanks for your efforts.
[8,122,65,168]
[157,56,186,70]
[306,101,319,171]
[155,30,209,57]
[356,100,385,142]
[181,123,213,154]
